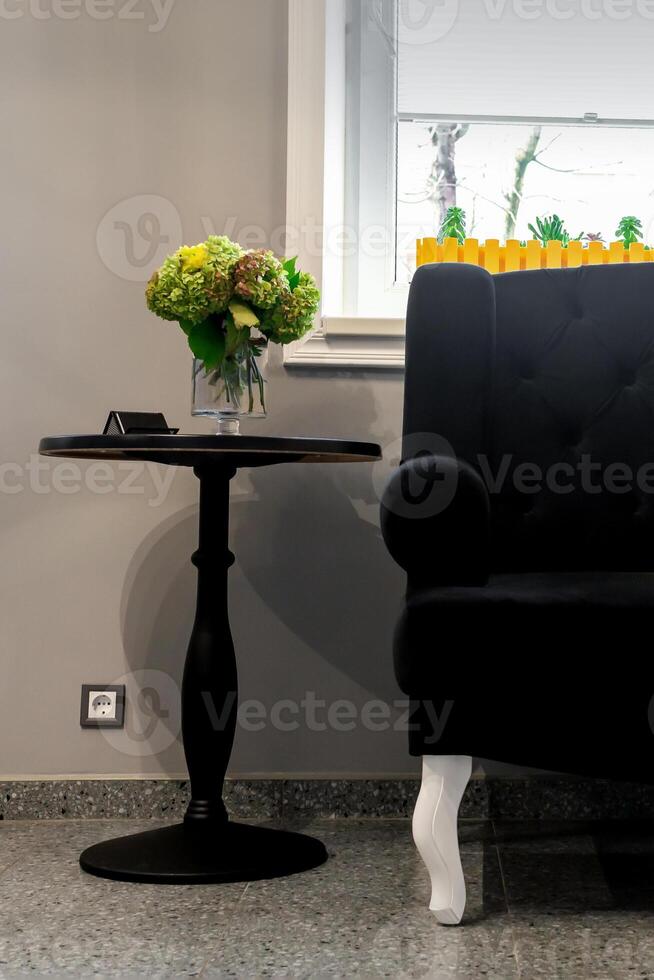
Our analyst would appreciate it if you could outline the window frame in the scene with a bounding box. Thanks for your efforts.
[284,0,654,369]
[343,0,410,320]
[283,0,406,369]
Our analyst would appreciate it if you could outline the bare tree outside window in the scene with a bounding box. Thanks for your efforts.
[504,127,542,239]
[417,123,621,247]
[427,123,470,228]
[426,124,546,239]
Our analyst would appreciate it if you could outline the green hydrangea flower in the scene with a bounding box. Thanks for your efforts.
[262,271,320,344]
[233,249,288,310]
[204,235,244,311]
[146,235,244,326]
[146,239,320,368]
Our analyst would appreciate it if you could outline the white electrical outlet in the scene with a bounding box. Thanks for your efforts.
[80,684,125,728]
[88,690,117,720]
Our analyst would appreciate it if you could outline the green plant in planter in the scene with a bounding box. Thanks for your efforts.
[616,216,644,249]
[437,206,467,245]
[528,214,584,247]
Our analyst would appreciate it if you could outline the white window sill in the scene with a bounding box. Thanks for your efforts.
[323,317,405,338]
[284,317,406,369]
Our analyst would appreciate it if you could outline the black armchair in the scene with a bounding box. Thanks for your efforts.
[382,261,654,923]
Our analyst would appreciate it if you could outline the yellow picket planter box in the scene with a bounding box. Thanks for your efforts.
[416,237,652,274]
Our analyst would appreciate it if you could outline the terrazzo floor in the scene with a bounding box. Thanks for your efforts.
[0,817,653,978]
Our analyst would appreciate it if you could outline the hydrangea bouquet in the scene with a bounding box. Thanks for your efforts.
[146,236,320,427]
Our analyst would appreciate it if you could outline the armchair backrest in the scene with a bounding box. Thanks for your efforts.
[403,262,654,571]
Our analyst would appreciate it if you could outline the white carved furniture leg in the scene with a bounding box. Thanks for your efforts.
[412,755,473,925]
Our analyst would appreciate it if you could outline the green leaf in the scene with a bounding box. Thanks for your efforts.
[437,206,467,246]
[228,300,260,329]
[188,319,225,371]
[178,318,194,335]
[528,213,576,245]
[249,338,267,357]
[283,256,302,291]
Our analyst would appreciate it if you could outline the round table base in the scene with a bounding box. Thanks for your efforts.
[79,822,328,884]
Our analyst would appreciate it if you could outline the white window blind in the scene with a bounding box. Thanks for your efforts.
[398,0,654,120]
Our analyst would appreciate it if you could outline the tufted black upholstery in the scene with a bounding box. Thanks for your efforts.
[493,264,654,570]
[383,262,654,779]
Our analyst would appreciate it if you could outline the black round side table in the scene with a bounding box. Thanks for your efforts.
[39,434,381,885]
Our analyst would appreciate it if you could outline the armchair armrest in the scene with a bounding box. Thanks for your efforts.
[380,455,491,589]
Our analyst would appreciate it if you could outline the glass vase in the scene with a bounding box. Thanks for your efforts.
[191,341,268,435]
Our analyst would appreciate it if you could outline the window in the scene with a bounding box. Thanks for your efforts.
[286,0,654,366]
[397,119,654,284]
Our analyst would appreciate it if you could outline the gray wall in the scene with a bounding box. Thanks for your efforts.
[0,0,417,778]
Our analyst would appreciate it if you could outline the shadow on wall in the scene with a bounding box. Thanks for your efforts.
[119,505,198,757]
[117,378,406,749]
[119,504,198,684]
[232,465,403,701]
[118,473,405,701]
[231,375,403,700]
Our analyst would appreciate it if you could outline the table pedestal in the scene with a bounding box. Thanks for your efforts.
[80,466,327,884]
